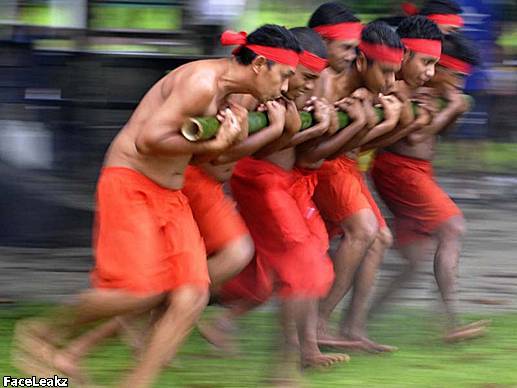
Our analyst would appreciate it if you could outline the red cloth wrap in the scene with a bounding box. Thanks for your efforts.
[183,166,249,255]
[401,38,442,58]
[299,50,328,73]
[371,152,462,246]
[427,14,464,28]
[91,167,209,295]
[439,54,472,74]
[221,30,299,67]
[220,158,334,302]
[314,156,387,237]
[358,41,404,65]
[313,22,363,41]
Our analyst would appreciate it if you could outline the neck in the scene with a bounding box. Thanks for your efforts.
[347,67,364,91]
[219,58,256,97]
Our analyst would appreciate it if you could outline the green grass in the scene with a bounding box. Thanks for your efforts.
[1,304,517,387]
[434,142,517,173]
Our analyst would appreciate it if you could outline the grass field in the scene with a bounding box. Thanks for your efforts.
[1,304,516,387]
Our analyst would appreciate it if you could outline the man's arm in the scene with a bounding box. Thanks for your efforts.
[405,92,468,145]
[135,80,240,156]
[339,94,403,152]
[297,98,366,164]
[210,100,286,164]
[361,106,431,151]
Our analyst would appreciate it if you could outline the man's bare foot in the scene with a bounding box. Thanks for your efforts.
[302,352,350,370]
[317,320,368,351]
[12,320,91,386]
[444,321,489,343]
[197,318,238,354]
[339,327,398,353]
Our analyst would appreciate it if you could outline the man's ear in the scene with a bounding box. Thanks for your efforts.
[251,55,268,74]
[402,49,411,64]
[356,52,367,73]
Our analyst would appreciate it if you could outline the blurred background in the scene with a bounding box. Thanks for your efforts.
[0,1,516,386]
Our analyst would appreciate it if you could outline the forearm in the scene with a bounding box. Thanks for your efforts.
[286,121,328,147]
[300,119,366,163]
[136,132,226,157]
[406,106,462,145]
[211,124,282,164]
[342,119,398,152]
[361,119,425,151]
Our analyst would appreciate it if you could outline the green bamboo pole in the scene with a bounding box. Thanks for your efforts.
[181,96,473,141]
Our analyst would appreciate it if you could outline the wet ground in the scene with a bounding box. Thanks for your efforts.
[1,174,516,314]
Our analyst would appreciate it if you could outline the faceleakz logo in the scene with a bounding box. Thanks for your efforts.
[3,376,68,387]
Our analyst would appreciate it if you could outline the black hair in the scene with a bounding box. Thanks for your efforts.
[308,2,359,28]
[289,27,327,59]
[420,0,462,15]
[362,21,404,49]
[397,15,443,41]
[358,21,403,66]
[442,32,480,66]
[234,24,302,65]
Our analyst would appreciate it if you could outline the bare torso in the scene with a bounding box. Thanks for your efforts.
[104,59,234,189]
[386,136,436,160]
[385,81,435,161]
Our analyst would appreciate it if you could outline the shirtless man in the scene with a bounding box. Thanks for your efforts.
[306,6,404,351]
[416,0,465,35]
[199,27,354,376]
[13,24,301,388]
[370,30,489,342]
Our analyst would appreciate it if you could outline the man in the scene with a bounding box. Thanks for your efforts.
[370,31,489,342]
[200,27,353,373]
[13,24,301,387]
[378,0,464,35]
[418,0,464,35]
[305,16,404,352]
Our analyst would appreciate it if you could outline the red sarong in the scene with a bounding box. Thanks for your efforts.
[371,151,462,246]
[314,155,386,237]
[221,158,334,301]
[183,165,249,255]
[91,167,209,294]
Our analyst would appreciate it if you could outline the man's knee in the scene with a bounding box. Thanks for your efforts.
[168,285,209,318]
[343,211,379,247]
[438,216,466,241]
[377,227,393,249]
[219,235,255,272]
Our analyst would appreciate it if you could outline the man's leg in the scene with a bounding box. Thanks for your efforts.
[122,285,209,388]
[207,235,255,291]
[13,290,164,380]
[433,215,465,325]
[369,236,434,317]
[317,209,378,342]
[340,226,397,352]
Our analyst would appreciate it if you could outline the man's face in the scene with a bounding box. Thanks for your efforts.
[401,51,440,88]
[254,61,296,102]
[284,65,320,100]
[326,39,359,73]
[358,55,400,94]
[426,65,467,92]
[438,24,460,35]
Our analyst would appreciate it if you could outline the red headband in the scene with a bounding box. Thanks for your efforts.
[401,38,442,58]
[298,51,328,73]
[313,22,363,41]
[427,14,464,28]
[358,41,404,65]
[439,54,472,74]
[221,30,299,67]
